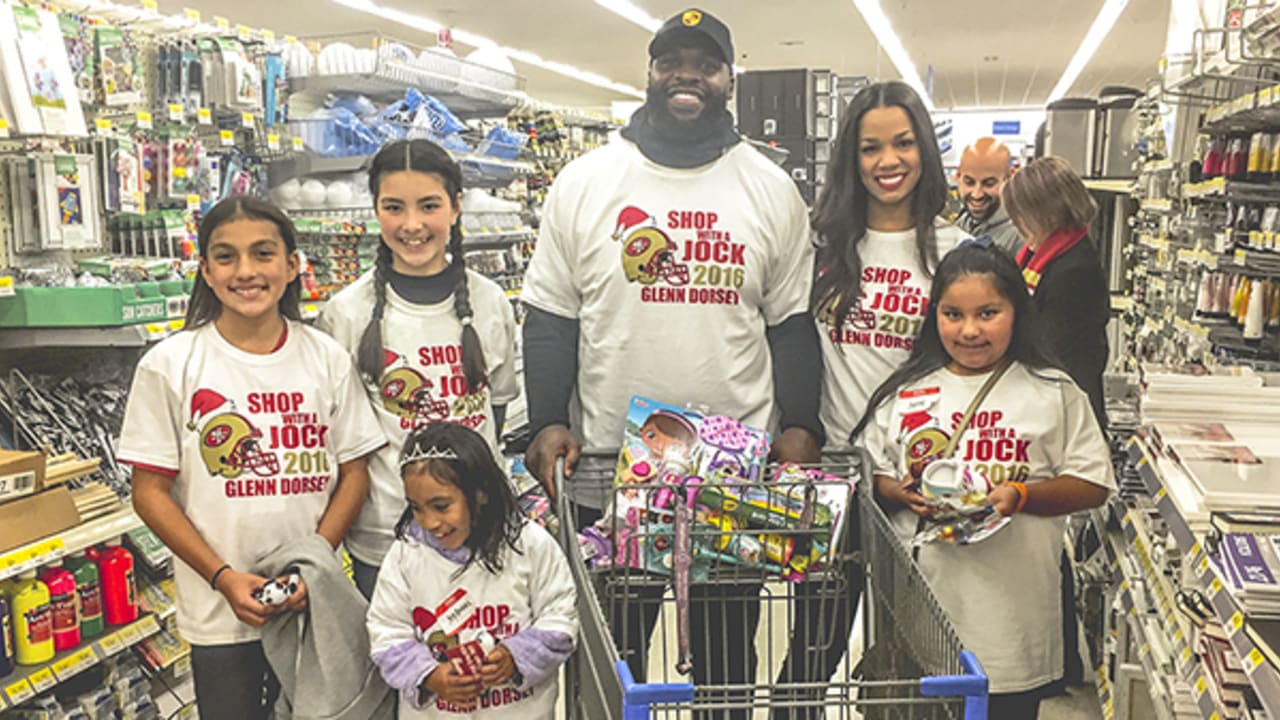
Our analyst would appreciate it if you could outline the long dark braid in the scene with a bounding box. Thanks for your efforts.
[447,216,488,392]
[356,242,394,381]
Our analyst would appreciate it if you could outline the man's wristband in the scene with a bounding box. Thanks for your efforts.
[210,563,232,590]
[1008,482,1029,514]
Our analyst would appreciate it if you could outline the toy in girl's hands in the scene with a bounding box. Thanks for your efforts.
[919,460,994,514]
[253,572,299,606]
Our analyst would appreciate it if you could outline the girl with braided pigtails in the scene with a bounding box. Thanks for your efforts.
[319,139,519,599]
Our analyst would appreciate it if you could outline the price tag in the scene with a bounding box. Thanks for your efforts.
[291,136,304,151]
[174,654,192,677]
[237,24,252,40]
[1195,676,1207,698]
[1155,486,1167,502]
[183,7,201,21]
[172,167,186,179]
[220,130,234,147]
[119,624,142,645]
[1199,554,1210,573]
[267,133,280,151]
[303,303,318,316]
[1236,248,1248,264]
[0,276,13,298]
[0,117,8,139]
[1229,611,1244,635]
[1211,577,1224,596]
[4,679,34,705]
[28,667,55,692]
[1262,87,1274,105]
[178,705,196,720]
[1140,642,1150,657]
[241,112,254,129]
[92,118,112,136]
[145,323,167,341]
[136,111,153,130]
[1181,646,1193,664]
[285,35,297,45]
[196,108,212,125]
[141,0,157,11]
[98,632,125,656]
[168,103,183,122]
[1210,713,1221,720]
[168,319,185,332]
[186,194,201,211]
[53,647,98,681]
[1246,647,1265,673]
[1120,579,1130,592]
[262,29,275,42]
[138,615,161,636]
[213,16,229,29]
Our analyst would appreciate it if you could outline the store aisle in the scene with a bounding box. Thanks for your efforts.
[1041,686,1104,719]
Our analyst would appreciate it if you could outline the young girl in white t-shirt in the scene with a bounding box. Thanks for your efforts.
[856,241,1114,718]
[366,422,577,719]
[118,196,385,719]
[319,139,519,598]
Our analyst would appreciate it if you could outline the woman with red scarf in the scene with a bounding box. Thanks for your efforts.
[1002,157,1109,430]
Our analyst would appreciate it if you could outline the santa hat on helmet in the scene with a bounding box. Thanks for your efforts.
[187,388,231,430]
[612,205,654,241]
[384,349,403,370]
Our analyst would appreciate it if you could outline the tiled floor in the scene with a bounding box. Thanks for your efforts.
[1041,685,1105,720]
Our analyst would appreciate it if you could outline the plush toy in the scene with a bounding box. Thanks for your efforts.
[254,572,300,606]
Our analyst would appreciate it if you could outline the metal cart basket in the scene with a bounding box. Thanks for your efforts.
[553,450,989,720]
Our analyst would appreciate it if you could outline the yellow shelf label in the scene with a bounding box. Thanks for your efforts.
[28,667,55,692]
[1210,713,1221,720]
[168,103,183,121]
[267,133,280,150]
[291,136,304,151]
[1155,486,1167,502]
[94,117,112,134]
[178,705,196,720]
[119,625,142,645]
[141,0,157,11]
[1262,87,1274,105]
[183,7,200,21]
[285,35,297,45]
[1199,555,1210,573]
[172,167,186,179]
[137,615,161,636]
[168,319,185,332]
[1236,248,1248,264]
[0,117,8,138]
[303,304,318,315]
[197,108,212,125]
[1182,646,1193,663]
[186,194,200,211]
[1211,577,1224,596]
[1230,611,1244,634]
[1248,647,1265,672]
[4,678,33,705]
[237,24,251,40]
[135,111,153,130]
[174,654,192,677]
[0,276,12,297]
[98,632,125,656]
[262,29,275,42]
[1195,676,1207,698]
[220,130,235,147]
[52,647,97,680]
[213,15,229,29]
[241,112,255,129]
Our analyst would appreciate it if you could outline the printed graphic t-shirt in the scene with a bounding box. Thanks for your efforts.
[118,322,385,645]
[523,139,813,465]
[318,269,519,565]
[817,221,965,444]
[862,363,1114,693]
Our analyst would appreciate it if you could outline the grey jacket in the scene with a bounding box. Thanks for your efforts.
[255,534,395,720]
[957,203,1022,256]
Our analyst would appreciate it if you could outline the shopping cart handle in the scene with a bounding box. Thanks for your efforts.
[615,660,695,705]
[919,651,988,720]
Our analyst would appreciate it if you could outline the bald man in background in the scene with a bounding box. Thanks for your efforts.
[955,137,1022,254]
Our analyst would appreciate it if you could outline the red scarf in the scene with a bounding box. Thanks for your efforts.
[1015,227,1087,295]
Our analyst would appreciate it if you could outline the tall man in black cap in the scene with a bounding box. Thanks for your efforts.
[521,8,823,717]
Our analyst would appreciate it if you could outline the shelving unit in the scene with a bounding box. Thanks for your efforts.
[0,322,180,350]
[0,508,150,582]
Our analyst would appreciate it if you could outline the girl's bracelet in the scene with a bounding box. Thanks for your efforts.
[210,563,233,590]
[1008,482,1029,514]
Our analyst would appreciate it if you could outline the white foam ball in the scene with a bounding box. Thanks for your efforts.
[300,179,327,208]
[325,180,354,207]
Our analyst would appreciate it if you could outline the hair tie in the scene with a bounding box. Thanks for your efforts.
[461,315,473,327]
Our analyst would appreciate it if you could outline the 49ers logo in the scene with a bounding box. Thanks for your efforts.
[204,423,232,448]
[611,205,690,287]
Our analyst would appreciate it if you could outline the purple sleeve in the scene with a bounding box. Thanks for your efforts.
[372,639,440,709]
[501,628,575,689]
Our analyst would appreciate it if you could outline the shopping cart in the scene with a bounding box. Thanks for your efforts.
[554,450,988,720]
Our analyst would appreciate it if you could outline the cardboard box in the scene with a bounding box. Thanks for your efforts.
[0,449,45,504]
[0,485,81,554]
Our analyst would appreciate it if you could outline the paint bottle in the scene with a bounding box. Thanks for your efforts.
[0,593,13,678]
[99,540,138,626]
[64,551,104,638]
[1246,280,1266,344]
[10,571,53,665]
[38,564,80,651]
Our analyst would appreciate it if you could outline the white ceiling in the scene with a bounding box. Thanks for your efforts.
[157,0,1171,111]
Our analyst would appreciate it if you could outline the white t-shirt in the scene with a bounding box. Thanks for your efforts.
[522,139,813,459]
[817,221,966,444]
[318,269,519,565]
[861,363,1114,693]
[117,322,385,645]
[366,521,578,719]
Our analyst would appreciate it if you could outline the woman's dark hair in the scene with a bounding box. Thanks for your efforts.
[850,243,1060,441]
[811,81,948,332]
[358,139,488,392]
[186,195,302,330]
[394,422,523,575]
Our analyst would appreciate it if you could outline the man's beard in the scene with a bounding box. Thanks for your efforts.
[644,83,730,138]
[964,195,999,222]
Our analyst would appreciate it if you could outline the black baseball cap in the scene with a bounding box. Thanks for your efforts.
[648,8,734,66]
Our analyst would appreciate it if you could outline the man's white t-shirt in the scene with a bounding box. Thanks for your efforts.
[817,221,965,444]
[862,363,1114,693]
[318,269,519,565]
[366,521,577,719]
[523,139,813,474]
[117,322,385,645]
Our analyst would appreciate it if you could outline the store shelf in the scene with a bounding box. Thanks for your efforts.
[1201,84,1280,134]
[1126,438,1280,719]
[1141,199,1175,214]
[0,322,180,350]
[289,70,523,119]
[0,613,164,709]
[269,150,535,190]
[461,228,536,250]
[0,508,145,582]
[1183,177,1280,203]
[1085,179,1137,194]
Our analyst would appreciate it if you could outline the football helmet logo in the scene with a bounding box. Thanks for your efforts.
[187,389,279,479]
[816,294,876,332]
[380,351,450,422]
[611,205,690,287]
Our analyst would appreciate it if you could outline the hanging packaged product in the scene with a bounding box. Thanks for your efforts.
[64,550,104,639]
[95,25,144,106]
[6,4,87,135]
[10,570,53,665]
[95,135,145,214]
[6,156,41,252]
[263,53,288,127]
[38,563,80,651]
[58,12,95,106]
[162,128,202,202]
[99,539,138,626]
[0,592,12,678]
[35,153,102,249]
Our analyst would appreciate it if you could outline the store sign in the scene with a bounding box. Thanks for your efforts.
[992,120,1021,135]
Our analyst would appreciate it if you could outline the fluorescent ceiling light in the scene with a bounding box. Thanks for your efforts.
[331,0,644,98]
[1048,0,1132,102]
[849,0,933,110]
[593,0,661,32]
